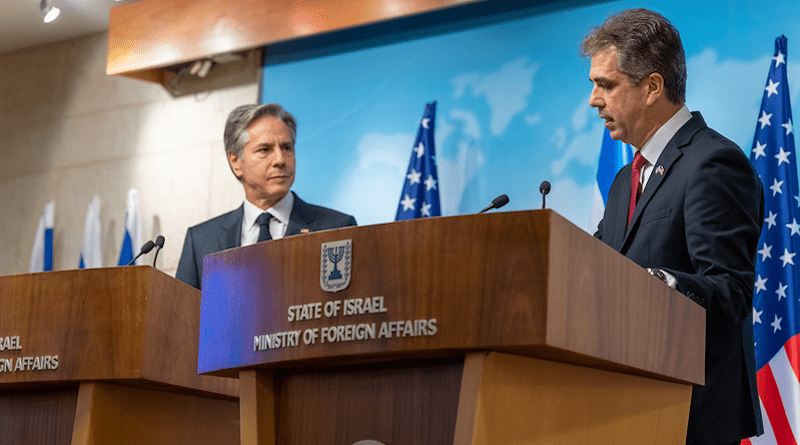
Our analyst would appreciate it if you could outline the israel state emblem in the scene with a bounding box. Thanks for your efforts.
[320,239,352,292]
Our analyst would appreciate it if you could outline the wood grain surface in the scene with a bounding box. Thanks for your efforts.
[0,268,242,444]
[107,0,493,77]
[453,352,691,444]
[240,370,277,445]
[273,358,463,445]
[71,381,239,445]
[200,210,704,385]
[0,386,79,445]
[0,266,237,397]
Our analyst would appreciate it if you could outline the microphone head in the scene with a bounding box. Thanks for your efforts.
[539,181,551,195]
[154,235,165,248]
[140,240,156,254]
[492,194,510,209]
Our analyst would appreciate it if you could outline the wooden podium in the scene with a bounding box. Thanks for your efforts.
[198,210,705,445]
[0,267,240,445]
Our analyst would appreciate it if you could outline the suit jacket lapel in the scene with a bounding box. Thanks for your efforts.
[611,164,633,250]
[621,112,705,250]
[624,145,680,238]
[217,205,244,249]
[285,193,317,236]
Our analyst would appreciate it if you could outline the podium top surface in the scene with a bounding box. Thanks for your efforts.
[0,266,236,397]
[198,210,705,384]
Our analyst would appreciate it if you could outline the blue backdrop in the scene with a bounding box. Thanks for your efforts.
[259,0,800,231]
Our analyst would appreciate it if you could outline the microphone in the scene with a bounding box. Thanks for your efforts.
[152,235,165,268]
[126,240,155,266]
[479,194,510,213]
[539,181,551,209]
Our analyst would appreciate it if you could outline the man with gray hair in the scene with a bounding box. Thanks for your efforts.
[584,8,763,444]
[176,103,356,289]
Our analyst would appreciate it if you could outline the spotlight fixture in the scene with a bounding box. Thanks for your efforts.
[187,59,215,78]
[196,60,214,78]
[189,60,203,76]
[40,0,60,23]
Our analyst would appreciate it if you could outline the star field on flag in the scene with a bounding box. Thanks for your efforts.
[744,35,800,445]
[395,102,441,221]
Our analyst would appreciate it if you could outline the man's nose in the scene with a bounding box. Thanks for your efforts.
[272,148,285,166]
[589,89,603,108]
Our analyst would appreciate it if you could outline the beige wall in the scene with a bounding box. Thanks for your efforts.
[0,32,259,276]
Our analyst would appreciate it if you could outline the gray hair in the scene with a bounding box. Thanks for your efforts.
[581,8,686,105]
[223,103,297,158]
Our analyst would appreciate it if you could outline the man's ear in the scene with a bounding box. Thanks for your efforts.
[227,151,243,180]
[645,72,665,105]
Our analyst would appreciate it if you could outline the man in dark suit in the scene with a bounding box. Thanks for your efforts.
[583,9,764,445]
[176,103,356,289]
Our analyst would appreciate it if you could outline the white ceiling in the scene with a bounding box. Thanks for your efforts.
[0,0,139,56]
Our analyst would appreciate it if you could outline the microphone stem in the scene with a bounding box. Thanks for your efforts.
[152,247,161,268]
[126,252,142,266]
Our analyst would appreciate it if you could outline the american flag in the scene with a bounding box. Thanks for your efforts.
[395,102,441,221]
[744,35,800,445]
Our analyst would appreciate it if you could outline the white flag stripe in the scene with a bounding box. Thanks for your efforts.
[771,347,800,439]
[588,184,605,233]
[80,196,102,268]
[125,189,141,265]
[752,398,778,444]
[29,201,54,273]
[43,202,54,227]
[29,211,47,272]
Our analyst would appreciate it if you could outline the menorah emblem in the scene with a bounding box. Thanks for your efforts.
[326,246,345,280]
[320,239,352,292]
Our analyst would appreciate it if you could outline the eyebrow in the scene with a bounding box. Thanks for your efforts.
[590,75,613,84]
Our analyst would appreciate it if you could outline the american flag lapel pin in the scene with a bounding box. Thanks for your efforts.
[656,165,665,175]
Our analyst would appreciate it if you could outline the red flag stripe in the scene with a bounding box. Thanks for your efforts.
[757,363,799,445]
[784,334,800,383]
[747,398,777,444]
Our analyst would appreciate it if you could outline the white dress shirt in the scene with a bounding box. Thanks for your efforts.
[635,105,693,192]
[241,192,295,246]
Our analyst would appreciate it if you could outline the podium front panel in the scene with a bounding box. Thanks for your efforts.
[198,210,704,385]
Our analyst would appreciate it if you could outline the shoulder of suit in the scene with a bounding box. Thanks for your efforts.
[293,194,355,224]
[303,201,355,220]
[187,206,242,233]
[681,121,747,160]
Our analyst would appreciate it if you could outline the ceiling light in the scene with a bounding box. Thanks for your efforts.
[40,0,60,23]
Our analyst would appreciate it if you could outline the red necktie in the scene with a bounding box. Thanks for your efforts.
[628,152,647,226]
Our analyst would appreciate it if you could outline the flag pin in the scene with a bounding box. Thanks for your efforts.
[656,165,665,175]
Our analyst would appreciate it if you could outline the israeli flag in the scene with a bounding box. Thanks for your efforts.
[589,128,632,232]
[29,202,55,273]
[79,196,102,269]
[117,189,141,266]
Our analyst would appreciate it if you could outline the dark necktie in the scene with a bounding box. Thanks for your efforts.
[256,212,272,242]
[628,152,647,226]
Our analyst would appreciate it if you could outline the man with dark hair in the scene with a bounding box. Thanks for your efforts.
[176,103,356,289]
[583,9,764,444]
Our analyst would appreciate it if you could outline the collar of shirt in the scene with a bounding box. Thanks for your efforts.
[635,104,692,190]
[241,192,295,246]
